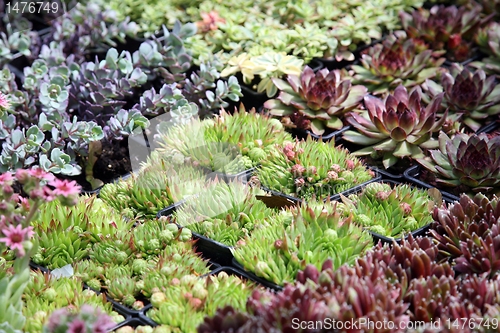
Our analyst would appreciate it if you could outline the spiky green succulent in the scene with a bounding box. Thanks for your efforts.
[400,4,493,62]
[423,63,500,131]
[343,85,447,169]
[31,195,133,268]
[174,179,276,246]
[417,132,500,196]
[106,276,140,307]
[148,271,256,332]
[99,162,207,218]
[256,137,374,201]
[23,271,123,333]
[338,182,440,238]
[471,22,500,78]
[263,66,367,135]
[89,233,136,266]
[232,201,373,285]
[141,242,211,298]
[204,105,292,165]
[133,219,181,258]
[351,32,445,95]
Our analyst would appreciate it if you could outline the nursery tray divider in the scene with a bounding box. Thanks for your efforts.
[403,165,460,203]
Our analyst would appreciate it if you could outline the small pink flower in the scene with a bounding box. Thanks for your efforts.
[42,186,55,201]
[46,308,69,331]
[15,169,30,184]
[91,313,115,333]
[400,202,412,216]
[330,164,341,173]
[0,224,34,257]
[291,164,306,176]
[295,178,305,187]
[346,159,355,170]
[0,92,10,110]
[283,143,295,160]
[327,171,338,180]
[49,179,81,197]
[29,167,55,182]
[0,172,13,186]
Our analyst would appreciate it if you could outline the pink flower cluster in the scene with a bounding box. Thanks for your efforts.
[0,167,82,257]
[45,304,115,333]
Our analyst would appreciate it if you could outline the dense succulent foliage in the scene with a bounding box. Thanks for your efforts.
[30,195,132,269]
[23,270,124,332]
[264,66,367,135]
[147,270,257,332]
[157,108,291,174]
[257,136,374,200]
[351,32,445,95]
[399,4,493,62]
[338,182,442,238]
[99,163,207,219]
[423,63,500,131]
[417,132,500,196]
[232,201,373,285]
[431,193,500,277]
[174,180,276,246]
[343,85,447,169]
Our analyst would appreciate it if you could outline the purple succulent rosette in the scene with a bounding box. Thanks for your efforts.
[264,66,367,136]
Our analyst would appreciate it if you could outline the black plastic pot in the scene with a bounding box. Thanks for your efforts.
[107,318,152,332]
[156,205,234,266]
[138,265,273,327]
[289,125,351,142]
[259,171,382,206]
[403,165,460,202]
[231,259,284,292]
[29,261,49,273]
[477,121,500,134]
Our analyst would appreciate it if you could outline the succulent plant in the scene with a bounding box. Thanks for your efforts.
[470,22,500,79]
[343,85,447,169]
[44,0,140,62]
[338,182,441,238]
[133,218,183,258]
[422,63,500,131]
[89,232,136,266]
[174,179,275,246]
[232,201,373,285]
[400,4,493,62]
[23,270,123,333]
[417,132,500,196]
[263,66,367,135]
[148,270,256,332]
[257,136,374,201]
[351,32,445,95]
[431,193,500,277]
[99,162,207,218]
[203,105,292,166]
[220,51,304,97]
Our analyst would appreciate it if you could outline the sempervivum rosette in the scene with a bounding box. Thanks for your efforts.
[343,85,447,169]
[423,63,500,131]
[264,66,367,135]
[417,132,500,196]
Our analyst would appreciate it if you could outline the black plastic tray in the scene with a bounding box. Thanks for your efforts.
[107,318,152,332]
[80,172,134,196]
[138,266,274,327]
[259,171,382,205]
[403,165,460,203]
[289,125,351,142]
[156,205,234,266]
